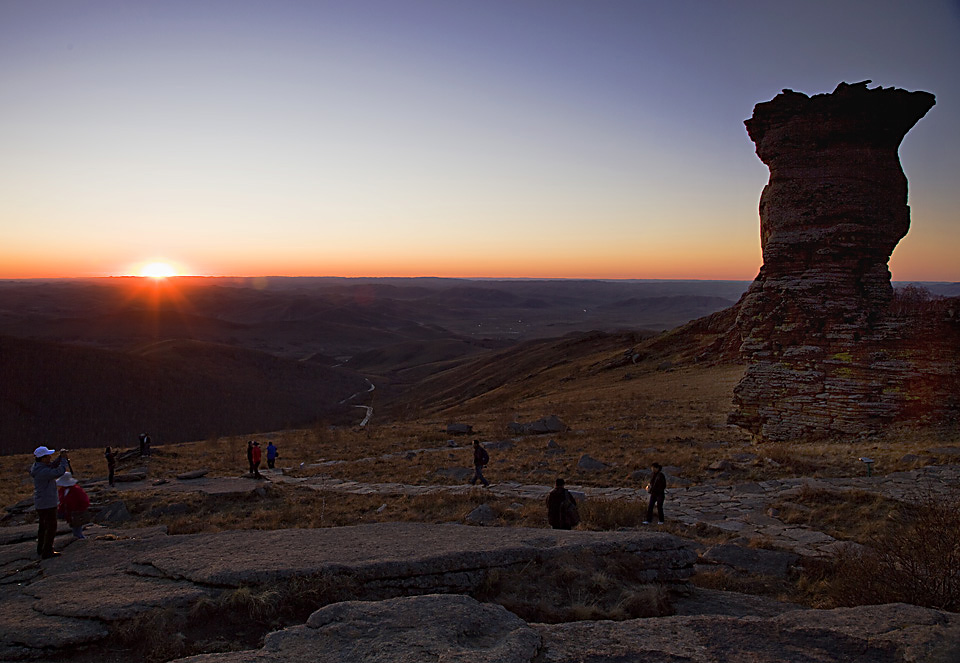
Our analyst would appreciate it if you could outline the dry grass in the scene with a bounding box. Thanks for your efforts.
[2,358,957,524]
[474,550,672,622]
[115,571,364,662]
[690,568,791,599]
[116,483,550,533]
[771,486,902,544]
[579,498,647,530]
[816,489,960,611]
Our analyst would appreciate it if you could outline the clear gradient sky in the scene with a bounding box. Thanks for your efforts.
[2,1,958,280]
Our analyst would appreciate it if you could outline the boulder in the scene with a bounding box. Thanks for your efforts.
[115,472,147,482]
[485,440,515,451]
[176,469,210,480]
[163,596,960,663]
[171,595,541,663]
[537,602,960,662]
[94,501,131,523]
[707,460,733,472]
[465,504,497,526]
[577,455,609,471]
[508,416,569,435]
[446,423,473,435]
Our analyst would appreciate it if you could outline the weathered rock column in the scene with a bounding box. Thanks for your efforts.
[730,81,937,440]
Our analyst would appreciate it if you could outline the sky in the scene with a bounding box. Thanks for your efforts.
[1,1,958,280]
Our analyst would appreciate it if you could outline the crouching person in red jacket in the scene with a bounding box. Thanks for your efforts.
[57,473,91,539]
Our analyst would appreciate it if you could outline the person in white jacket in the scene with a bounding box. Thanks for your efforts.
[30,446,69,558]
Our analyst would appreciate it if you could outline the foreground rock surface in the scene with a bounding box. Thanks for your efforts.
[0,522,695,660]
[168,594,960,663]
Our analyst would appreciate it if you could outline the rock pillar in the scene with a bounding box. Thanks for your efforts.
[730,81,942,440]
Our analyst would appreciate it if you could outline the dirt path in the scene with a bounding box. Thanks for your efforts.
[98,459,960,559]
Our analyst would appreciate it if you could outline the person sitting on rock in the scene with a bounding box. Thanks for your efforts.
[547,478,579,530]
[643,462,667,525]
[30,446,70,558]
[57,472,91,539]
[469,440,490,487]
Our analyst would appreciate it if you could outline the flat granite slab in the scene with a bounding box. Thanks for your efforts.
[0,523,696,661]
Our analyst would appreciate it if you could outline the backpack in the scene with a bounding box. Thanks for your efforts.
[479,448,489,465]
[561,491,580,528]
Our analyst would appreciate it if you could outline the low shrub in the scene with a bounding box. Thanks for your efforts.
[823,490,960,611]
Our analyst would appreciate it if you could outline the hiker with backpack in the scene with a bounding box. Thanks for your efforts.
[469,439,490,487]
[643,462,667,525]
[547,478,580,529]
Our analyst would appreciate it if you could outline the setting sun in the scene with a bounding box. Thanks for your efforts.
[139,262,178,278]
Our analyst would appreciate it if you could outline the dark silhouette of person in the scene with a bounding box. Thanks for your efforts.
[547,478,579,529]
[138,432,151,456]
[246,440,255,475]
[644,462,667,524]
[469,440,490,487]
[104,446,116,486]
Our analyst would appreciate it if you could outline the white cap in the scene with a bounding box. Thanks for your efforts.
[33,446,56,458]
[56,472,78,487]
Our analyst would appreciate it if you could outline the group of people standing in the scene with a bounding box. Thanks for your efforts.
[246,440,279,478]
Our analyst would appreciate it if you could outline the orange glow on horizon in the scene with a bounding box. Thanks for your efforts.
[138,262,179,279]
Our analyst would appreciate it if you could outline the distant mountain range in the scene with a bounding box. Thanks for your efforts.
[1,276,954,454]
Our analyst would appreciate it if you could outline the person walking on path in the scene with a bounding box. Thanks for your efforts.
[246,440,255,475]
[57,472,91,539]
[643,462,667,525]
[30,446,70,558]
[251,441,263,478]
[104,446,116,486]
[266,441,278,469]
[469,440,490,487]
[547,478,580,530]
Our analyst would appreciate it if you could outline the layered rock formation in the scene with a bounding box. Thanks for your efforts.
[730,81,960,440]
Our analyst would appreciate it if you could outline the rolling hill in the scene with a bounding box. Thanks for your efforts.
[0,335,369,455]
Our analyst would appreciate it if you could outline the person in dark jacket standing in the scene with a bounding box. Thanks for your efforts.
[547,478,579,530]
[246,440,255,475]
[30,446,70,558]
[104,446,116,486]
[643,462,667,525]
[469,440,490,487]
